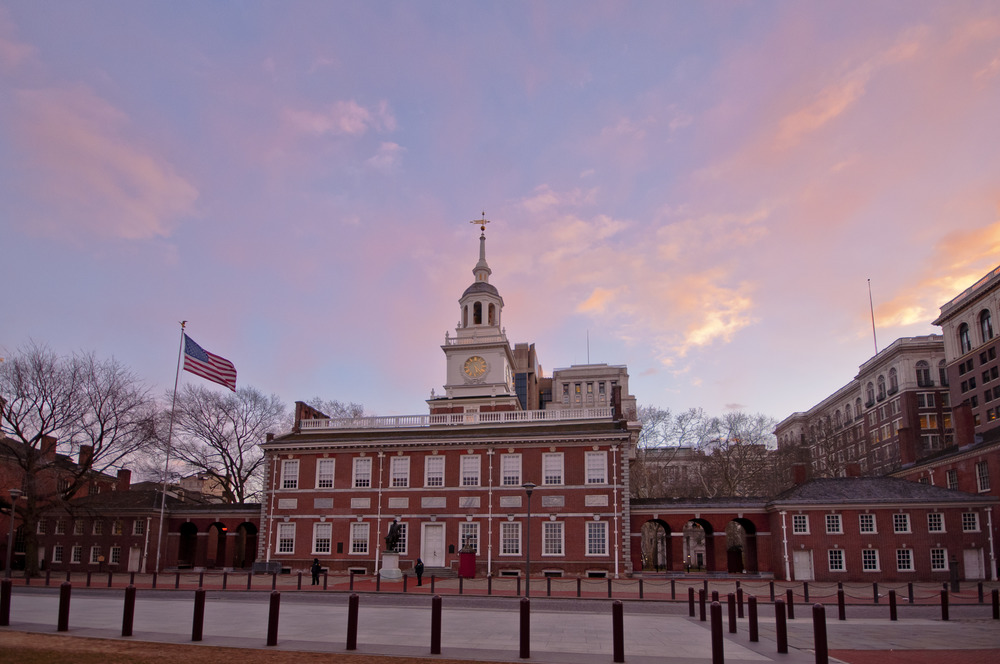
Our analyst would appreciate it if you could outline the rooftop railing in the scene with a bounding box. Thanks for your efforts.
[299,407,615,431]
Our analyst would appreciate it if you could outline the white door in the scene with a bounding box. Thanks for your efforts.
[792,550,814,581]
[128,545,142,573]
[963,549,985,580]
[421,523,446,567]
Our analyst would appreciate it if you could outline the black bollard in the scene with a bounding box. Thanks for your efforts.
[152,571,157,588]
[487,575,491,595]
[978,581,984,604]
[129,572,135,586]
[576,577,580,598]
[803,581,809,602]
[813,603,828,664]
[247,571,252,590]
[222,571,228,590]
[612,600,625,663]
[710,601,724,664]
[108,571,114,588]
[175,571,180,590]
[324,572,328,590]
[889,590,897,621]
[704,578,709,594]
[297,572,302,591]
[0,578,12,627]
[671,579,676,599]
[941,589,949,621]
[517,575,521,597]
[992,588,999,620]
[431,575,436,593]
[122,585,136,637]
[688,587,696,617]
[519,596,530,659]
[786,588,795,620]
[737,586,744,618]
[769,580,775,601]
[46,569,51,586]
[376,573,380,593]
[266,591,280,646]
[57,581,71,632]
[837,588,846,621]
[192,587,206,642]
[727,592,737,634]
[199,571,205,588]
[403,573,408,593]
[908,582,914,605]
[775,598,788,654]
[608,577,613,599]
[873,582,879,604]
[346,593,359,650]
[638,578,643,599]
[87,571,93,587]
[271,571,277,591]
[699,588,707,622]
[431,595,442,655]
[712,589,719,604]
[349,571,354,591]
[748,595,759,642]
[459,576,463,595]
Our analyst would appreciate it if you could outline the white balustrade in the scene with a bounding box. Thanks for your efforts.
[298,407,614,431]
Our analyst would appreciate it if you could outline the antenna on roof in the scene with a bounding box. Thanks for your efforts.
[868,279,878,354]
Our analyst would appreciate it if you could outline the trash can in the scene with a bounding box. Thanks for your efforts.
[459,548,476,578]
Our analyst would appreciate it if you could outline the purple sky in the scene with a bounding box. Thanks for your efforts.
[2,2,1000,423]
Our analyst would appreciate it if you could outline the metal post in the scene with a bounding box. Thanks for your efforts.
[0,578,11,626]
[908,582,914,604]
[192,587,206,642]
[671,579,676,599]
[769,580,775,602]
[266,591,280,646]
[775,598,787,654]
[941,588,949,621]
[889,589,897,621]
[122,585,136,637]
[638,577,643,599]
[813,603,828,664]
[699,588,707,622]
[803,581,809,603]
[519,596,530,659]
[837,588,846,621]
[431,595,442,655]
[57,581,71,632]
[612,600,625,663]
[873,582,879,604]
[992,588,999,620]
[727,592,737,633]
[608,577,613,598]
[688,587,695,617]
[748,595,759,642]
[786,588,795,619]
[222,571,227,590]
[576,577,580,598]
[710,601,724,664]
[346,593,359,650]
[403,573,408,593]
[737,586,744,618]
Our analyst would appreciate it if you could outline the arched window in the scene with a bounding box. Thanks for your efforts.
[834,410,842,428]
[855,397,862,415]
[877,375,886,400]
[939,359,949,386]
[866,382,875,405]
[916,360,931,387]
[959,323,972,353]
[488,303,496,326]
[888,367,898,393]
[845,403,853,421]
[463,305,469,328]
[473,302,482,325]
[980,310,993,342]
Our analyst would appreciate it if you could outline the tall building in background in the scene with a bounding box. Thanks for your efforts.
[259,226,640,578]
[776,335,954,477]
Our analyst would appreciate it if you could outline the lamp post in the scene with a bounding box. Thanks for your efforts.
[5,488,22,578]
[522,482,536,597]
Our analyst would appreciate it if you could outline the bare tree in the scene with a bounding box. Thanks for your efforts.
[0,343,156,576]
[305,397,366,419]
[162,384,287,503]
[631,406,711,498]
[693,411,789,497]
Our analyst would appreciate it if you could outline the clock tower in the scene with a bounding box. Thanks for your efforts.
[430,217,520,413]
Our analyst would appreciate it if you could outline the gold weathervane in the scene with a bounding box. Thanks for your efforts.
[471,212,490,232]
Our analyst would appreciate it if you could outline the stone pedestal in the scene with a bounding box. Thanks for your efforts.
[380,551,402,580]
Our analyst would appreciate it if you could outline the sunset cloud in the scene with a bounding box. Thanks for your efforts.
[284,99,396,137]
[10,86,198,241]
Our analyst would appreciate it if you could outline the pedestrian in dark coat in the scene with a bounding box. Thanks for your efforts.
[311,558,321,585]
[415,558,424,586]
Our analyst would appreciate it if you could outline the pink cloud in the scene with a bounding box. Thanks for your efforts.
[0,7,33,71]
[10,86,198,241]
[283,99,396,137]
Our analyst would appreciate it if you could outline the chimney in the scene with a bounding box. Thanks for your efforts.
[844,462,861,477]
[117,469,132,492]
[41,435,58,460]
[952,402,976,448]
[78,445,93,469]
[266,433,274,442]
[611,385,623,422]
[792,462,810,485]
[897,426,918,466]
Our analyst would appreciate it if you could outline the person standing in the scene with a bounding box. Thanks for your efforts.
[311,558,321,586]
[415,558,424,586]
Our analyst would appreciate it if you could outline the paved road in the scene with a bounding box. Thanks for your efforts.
[2,587,998,663]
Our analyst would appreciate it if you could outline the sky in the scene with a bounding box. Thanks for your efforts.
[2,1,1000,427]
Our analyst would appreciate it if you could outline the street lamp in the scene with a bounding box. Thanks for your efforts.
[522,482,536,597]
[5,488,22,578]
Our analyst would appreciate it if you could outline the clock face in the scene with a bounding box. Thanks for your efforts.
[463,355,488,378]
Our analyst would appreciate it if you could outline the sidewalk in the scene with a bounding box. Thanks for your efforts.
[2,586,998,663]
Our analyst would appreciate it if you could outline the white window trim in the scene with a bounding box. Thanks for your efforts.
[862,549,881,572]
[542,452,564,486]
[276,522,295,555]
[930,548,949,571]
[586,520,608,557]
[927,512,946,533]
[500,453,521,486]
[542,521,565,557]
[500,522,521,556]
[859,513,877,534]
[825,514,843,535]
[585,451,608,485]
[896,549,915,573]
[827,549,846,573]
[281,459,299,490]
[353,457,372,489]
[425,455,445,487]
[316,458,336,489]
[350,522,370,555]
[390,456,410,488]
[460,522,480,554]
[792,514,809,535]
[312,522,333,555]
[962,512,981,533]
[892,513,911,534]
[461,454,481,487]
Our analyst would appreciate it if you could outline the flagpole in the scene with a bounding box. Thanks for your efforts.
[868,279,878,355]
[155,321,186,573]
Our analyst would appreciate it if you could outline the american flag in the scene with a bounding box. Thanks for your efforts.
[182,334,237,391]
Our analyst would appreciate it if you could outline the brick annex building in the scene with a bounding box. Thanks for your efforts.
[258,227,642,579]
